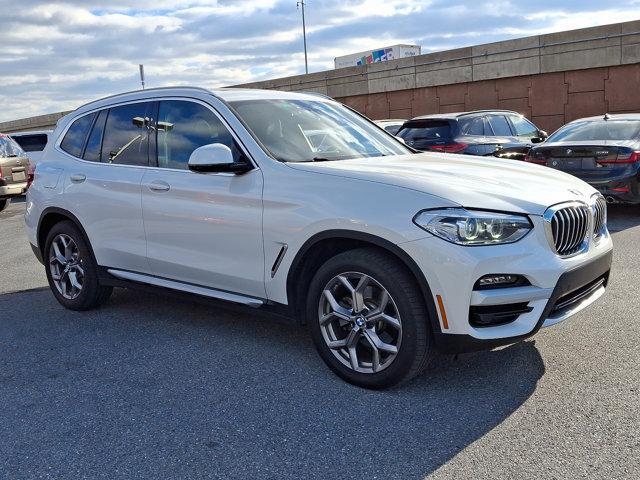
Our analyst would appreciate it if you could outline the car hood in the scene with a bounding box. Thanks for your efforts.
[287,153,597,215]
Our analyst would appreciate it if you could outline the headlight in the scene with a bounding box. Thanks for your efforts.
[413,208,532,246]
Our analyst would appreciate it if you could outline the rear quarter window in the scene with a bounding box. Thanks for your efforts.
[459,117,485,136]
[60,113,96,158]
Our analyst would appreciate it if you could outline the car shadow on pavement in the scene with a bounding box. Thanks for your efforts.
[0,287,545,479]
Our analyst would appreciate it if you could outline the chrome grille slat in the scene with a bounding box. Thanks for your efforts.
[548,203,590,257]
[592,196,607,238]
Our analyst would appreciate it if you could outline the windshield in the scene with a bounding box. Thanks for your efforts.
[229,99,410,162]
[0,135,26,158]
[547,120,640,142]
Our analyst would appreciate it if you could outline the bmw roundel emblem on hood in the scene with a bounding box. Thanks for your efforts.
[568,188,583,197]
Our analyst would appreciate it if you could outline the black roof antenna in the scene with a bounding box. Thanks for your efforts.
[604,113,611,121]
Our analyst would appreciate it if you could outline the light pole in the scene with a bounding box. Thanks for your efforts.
[297,1,308,74]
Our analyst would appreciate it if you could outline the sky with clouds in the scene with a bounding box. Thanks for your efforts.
[1,0,640,122]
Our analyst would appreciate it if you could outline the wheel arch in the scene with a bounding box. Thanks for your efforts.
[286,230,441,335]
[37,207,95,262]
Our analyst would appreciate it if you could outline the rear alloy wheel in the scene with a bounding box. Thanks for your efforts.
[49,234,84,300]
[308,248,433,389]
[44,221,112,310]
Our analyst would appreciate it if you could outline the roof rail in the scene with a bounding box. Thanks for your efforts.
[74,86,216,112]
[456,109,518,117]
[301,91,334,101]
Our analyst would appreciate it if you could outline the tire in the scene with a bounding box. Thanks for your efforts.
[44,220,113,310]
[307,248,433,389]
[0,198,10,212]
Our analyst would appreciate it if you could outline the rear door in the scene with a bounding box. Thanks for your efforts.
[141,99,265,298]
[59,101,154,273]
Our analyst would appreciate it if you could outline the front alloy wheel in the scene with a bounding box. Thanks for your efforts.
[319,272,402,373]
[307,248,433,389]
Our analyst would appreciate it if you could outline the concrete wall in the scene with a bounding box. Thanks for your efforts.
[0,111,70,134]
[237,20,640,133]
[2,20,640,134]
[335,64,640,133]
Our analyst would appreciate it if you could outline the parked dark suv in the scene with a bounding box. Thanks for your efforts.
[526,114,640,204]
[397,110,547,159]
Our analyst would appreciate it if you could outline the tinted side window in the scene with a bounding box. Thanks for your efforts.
[460,117,485,135]
[83,110,108,162]
[60,113,96,158]
[510,115,538,137]
[102,102,153,166]
[156,100,245,170]
[487,115,513,136]
[12,134,48,152]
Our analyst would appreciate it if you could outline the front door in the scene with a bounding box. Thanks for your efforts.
[141,99,265,298]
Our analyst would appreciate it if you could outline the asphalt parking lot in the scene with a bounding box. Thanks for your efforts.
[1,196,639,479]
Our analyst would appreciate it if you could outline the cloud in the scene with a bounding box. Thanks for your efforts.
[0,0,639,122]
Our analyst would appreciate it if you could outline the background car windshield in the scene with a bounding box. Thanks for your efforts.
[230,99,410,162]
[0,135,26,158]
[547,120,640,142]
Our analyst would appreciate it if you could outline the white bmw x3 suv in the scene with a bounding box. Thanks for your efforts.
[25,87,613,388]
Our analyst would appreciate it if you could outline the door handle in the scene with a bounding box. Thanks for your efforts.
[147,180,170,192]
[70,173,86,183]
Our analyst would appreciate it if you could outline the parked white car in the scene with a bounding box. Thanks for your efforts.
[374,118,406,136]
[10,130,52,165]
[25,87,613,388]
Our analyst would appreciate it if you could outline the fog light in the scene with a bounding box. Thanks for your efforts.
[474,274,528,290]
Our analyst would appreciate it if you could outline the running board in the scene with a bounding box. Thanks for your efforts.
[106,269,265,308]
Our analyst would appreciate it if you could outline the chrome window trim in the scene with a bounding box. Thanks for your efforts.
[53,96,259,174]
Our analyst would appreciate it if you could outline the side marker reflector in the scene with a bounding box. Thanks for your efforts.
[436,294,449,330]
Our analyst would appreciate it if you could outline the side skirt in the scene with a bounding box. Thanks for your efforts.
[97,267,295,322]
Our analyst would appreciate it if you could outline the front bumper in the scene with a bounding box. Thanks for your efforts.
[0,181,28,199]
[400,215,613,353]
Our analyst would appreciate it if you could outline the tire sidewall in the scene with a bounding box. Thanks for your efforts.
[307,250,429,389]
[44,221,101,310]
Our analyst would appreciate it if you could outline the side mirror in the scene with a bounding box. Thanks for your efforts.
[531,130,548,144]
[187,143,249,174]
[395,136,406,144]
